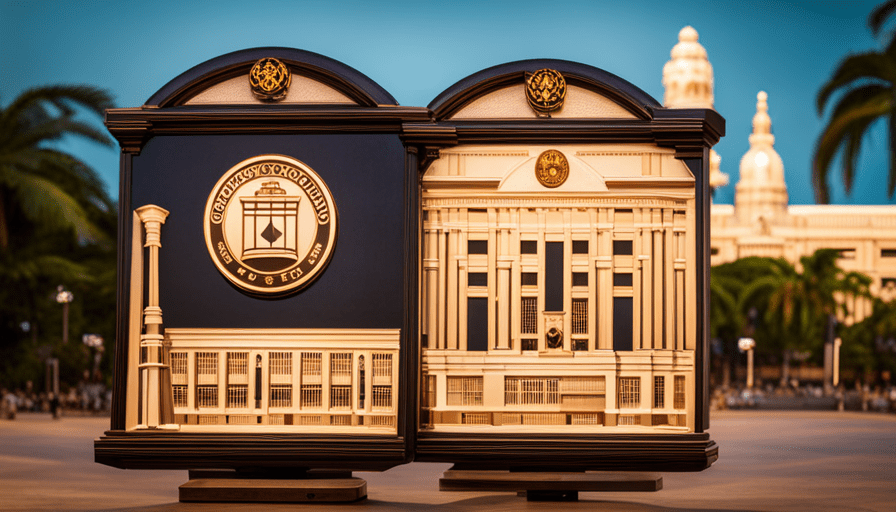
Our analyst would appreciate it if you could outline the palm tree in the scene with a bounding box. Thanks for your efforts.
[0,85,115,250]
[813,0,896,204]
[738,250,871,385]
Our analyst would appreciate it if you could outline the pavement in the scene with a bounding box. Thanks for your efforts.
[1,410,894,511]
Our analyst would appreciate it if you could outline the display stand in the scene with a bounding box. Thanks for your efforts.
[179,469,366,503]
[439,466,661,502]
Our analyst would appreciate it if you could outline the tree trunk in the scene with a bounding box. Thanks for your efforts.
[780,350,791,388]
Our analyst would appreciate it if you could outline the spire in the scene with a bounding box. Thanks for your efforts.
[662,26,714,109]
[736,91,787,223]
[749,91,774,148]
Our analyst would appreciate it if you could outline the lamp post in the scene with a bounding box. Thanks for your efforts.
[82,334,104,379]
[55,285,74,344]
[738,337,756,390]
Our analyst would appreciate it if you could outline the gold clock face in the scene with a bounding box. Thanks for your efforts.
[526,68,567,115]
[204,154,338,297]
[249,57,291,101]
[534,149,570,188]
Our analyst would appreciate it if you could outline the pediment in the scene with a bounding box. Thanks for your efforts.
[450,84,637,120]
[184,74,357,105]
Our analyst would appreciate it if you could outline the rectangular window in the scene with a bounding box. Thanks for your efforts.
[674,375,686,409]
[654,376,665,409]
[330,386,351,409]
[173,385,188,408]
[614,273,633,287]
[467,297,488,351]
[710,247,720,256]
[521,272,538,287]
[423,375,436,409]
[521,339,538,351]
[372,386,392,409]
[301,385,321,408]
[447,376,483,406]
[372,353,392,385]
[618,377,640,408]
[835,248,856,259]
[170,352,188,383]
[269,352,292,377]
[572,272,589,287]
[228,385,248,408]
[882,249,896,258]
[545,242,564,311]
[520,240,537,254]
[613,240,633,255]
[572,240,589,254]
[196,352,218,408]
[572,298,588,335]
[613,297,633,351]
[468,272,488,287]
[227,352,248,378]
[504,377,559,405]
[572,339,588,351]
[270,384,292,408]
[521,297,538,334]
[468,240,488,254]
[330,353,352,386]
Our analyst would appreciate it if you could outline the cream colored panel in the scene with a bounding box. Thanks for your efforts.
[185,75,357,105]
[498,154,608,193]
[450,84,637,119]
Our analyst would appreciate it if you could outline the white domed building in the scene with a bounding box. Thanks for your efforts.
[664,27,896,309]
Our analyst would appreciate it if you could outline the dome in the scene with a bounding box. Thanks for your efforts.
[663,26,714,108]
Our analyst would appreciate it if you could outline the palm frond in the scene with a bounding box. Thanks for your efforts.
[816,52,896,114]
[870,0,896,36]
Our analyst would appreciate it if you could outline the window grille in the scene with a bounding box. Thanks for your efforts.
[372,386,392,410]
[331,386,351,409]
[462,413,490,425]
[227,352,248,376]
[301,352,321,384]
[301,384,321,408]
[330,353,352,386]
[170,352,187,385]
[270,384,292,408]
[196,385,218,408]
[559,376,605,393]
[504,377,559,405]
[521,297,537,334]
[368,415,394,427]
[654,376,665,408]
[572,298,588,334]
[270,352,292,375]
[521,339,538,351]
[617,414,641,425]
[423,375,436,409]
[172,385,188,408]
[372,353,392,386]
[196,352,218,385]
[618,377,640,408]
[447,376,483,406]
[228,385,248,408]
[674,375,686,409]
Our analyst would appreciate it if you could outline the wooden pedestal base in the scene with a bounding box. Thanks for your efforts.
[440,466,662,501]
[179,469,366,503]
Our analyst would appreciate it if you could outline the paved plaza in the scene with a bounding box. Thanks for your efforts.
[0,410,894,511]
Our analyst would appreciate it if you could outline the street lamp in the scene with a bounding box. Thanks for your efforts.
[56,285,74,344]
[82,334,104,380]
[738,337,756,390]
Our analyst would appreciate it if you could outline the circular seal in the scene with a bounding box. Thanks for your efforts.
[534,150,570,188]
[204,155,338,297]
[526,68,566,115]
[249,58,291,101]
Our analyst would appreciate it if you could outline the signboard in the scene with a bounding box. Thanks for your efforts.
[96,49,723,475]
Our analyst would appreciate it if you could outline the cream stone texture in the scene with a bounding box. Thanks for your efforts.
[449,84,638,119]
[184,74,357,105]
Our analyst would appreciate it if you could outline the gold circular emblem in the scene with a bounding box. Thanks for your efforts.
[204,155,338,297]
[534,150,569,188]
[249,58,291,101]
[526,68,566,115]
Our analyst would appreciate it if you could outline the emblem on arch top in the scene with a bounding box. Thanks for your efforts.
[526,68,567,115]
[249,57,291,101]
[534,149,569,188]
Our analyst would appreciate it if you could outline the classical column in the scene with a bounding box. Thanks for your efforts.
[135,205,178,430]
[423,220,439,350]
[596,209,613,349]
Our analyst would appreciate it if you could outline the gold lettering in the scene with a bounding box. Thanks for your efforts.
[248,273,256,281]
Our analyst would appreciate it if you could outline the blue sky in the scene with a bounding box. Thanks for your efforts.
[2,0,892,205]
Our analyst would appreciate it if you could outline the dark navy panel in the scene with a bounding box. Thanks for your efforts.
[613,297,633,352]
[131,134,405,329]
[545,242,563,311]
[467,297,488,352]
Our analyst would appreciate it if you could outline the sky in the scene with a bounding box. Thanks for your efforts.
[2,0,893,206]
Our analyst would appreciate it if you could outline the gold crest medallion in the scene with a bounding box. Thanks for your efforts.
[534,150,569,188]
[526,68,566,115]
[204,155,338,297]
[249,57,291,101]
